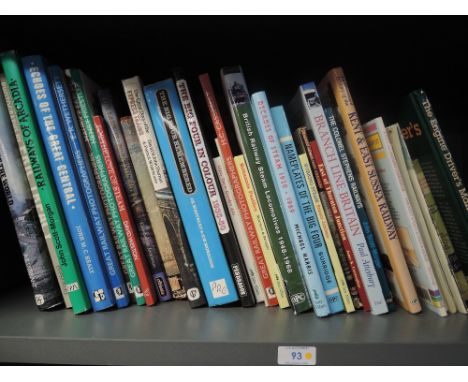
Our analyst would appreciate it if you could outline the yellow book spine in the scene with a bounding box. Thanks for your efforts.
[299,153,355,313]
[234,155,289,308]
[323,68,421,314]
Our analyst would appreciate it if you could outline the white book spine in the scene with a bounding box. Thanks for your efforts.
[364,118,446,316]
[122,76,169,192]
[300,85,388,315]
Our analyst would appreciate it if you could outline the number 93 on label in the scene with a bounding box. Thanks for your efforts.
[277,346,316,366]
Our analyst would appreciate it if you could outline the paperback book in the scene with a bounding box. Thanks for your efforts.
[144,78,238,307]
[0,84,63,310]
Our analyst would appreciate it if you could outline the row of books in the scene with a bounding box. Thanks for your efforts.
[1,50,467,317]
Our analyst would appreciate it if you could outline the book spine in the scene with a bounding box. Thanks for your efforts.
[297,83,388,314]
[49,66,129,308]
[199,73,278,306]
[99,90,171,302]
[414,159,468,311]
[222,67,312,314]
[295,127,362,310]
[310,140,371,311]
[0,74,71,308]
[269,104,352,313]
[387,124,457,314]
[23,56,116,311]
[122,77,207,308]
[0,85,63,310]
[321,68,420,313]
[66,68,145,306]
[364,118,446,315]
[144,78,238,307]
[327,109,394,309]
[234,154,290,308]
[212,154,265,303]
[120,116,188,300]
[174,75,255,307]
[1,51,90,314]
[252,93,331,316]
[93,115,157,306]
[401,91,468,275]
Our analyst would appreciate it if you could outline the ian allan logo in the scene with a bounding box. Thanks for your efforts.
[290,292,306,305]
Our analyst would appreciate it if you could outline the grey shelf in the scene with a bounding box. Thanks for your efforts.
[0,287,467,365]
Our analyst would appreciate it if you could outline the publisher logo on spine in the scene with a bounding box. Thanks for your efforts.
[156,89,195,195]
[187,287,201,301]
[290,292,306,305]
[305,90,321,109]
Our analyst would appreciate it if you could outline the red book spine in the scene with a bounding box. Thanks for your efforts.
[199,74,278,306]
[309,140,371,311]
[93,115,157,306]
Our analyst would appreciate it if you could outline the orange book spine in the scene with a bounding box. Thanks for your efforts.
[93,115,157,306]
[320,68,420,313]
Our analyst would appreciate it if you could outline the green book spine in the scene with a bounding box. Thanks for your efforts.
[0,51,90,314]
[221,66,312,314]
[400,90,468,275]
[65,68,145,306]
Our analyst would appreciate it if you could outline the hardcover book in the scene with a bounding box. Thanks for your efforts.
[173,70,255,307]
[399,90,468,275]
[387,124,457,313]
[1,51,90,314]
[144,78,238,307]
[212,151,265,303]
[23,55,116,311]
[252,92,332,317]
[49,66,130,308]
[326,109,394,310]
[199,73,279,306]
[271,105,353,313]
[0,73,71,308]
[221,66,312,314]
[120,116,193,301]
[93,115,158,306]
[295,128,362,310]
[289,82,388,315]
[66,68,145,306]
[294,127,359,311]
[364,117,446,316]
[122,76,206,307]
[319,68,420,314]
[234,154,289,308]
[98,89,171,302]
[0,84,63,310]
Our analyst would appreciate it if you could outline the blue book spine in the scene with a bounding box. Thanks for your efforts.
[144,78,238,307]
[22,55,115,311]
[324,106,395,309]
[48,66,130,308]
[270,105,344,314]
[251,91,331,316]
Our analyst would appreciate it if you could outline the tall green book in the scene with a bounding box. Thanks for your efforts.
[65,68,145,306]
[399,89,468,277]
[0,50,90,314]
[221,66,312,314]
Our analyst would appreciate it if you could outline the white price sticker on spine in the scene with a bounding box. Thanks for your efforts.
[277,346,316,365]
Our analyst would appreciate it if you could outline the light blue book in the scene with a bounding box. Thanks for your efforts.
[23,55,115,311]
[49,65,130,308]
[271,105,345,314]
[251,91,330,316]
[144,78,238,307]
